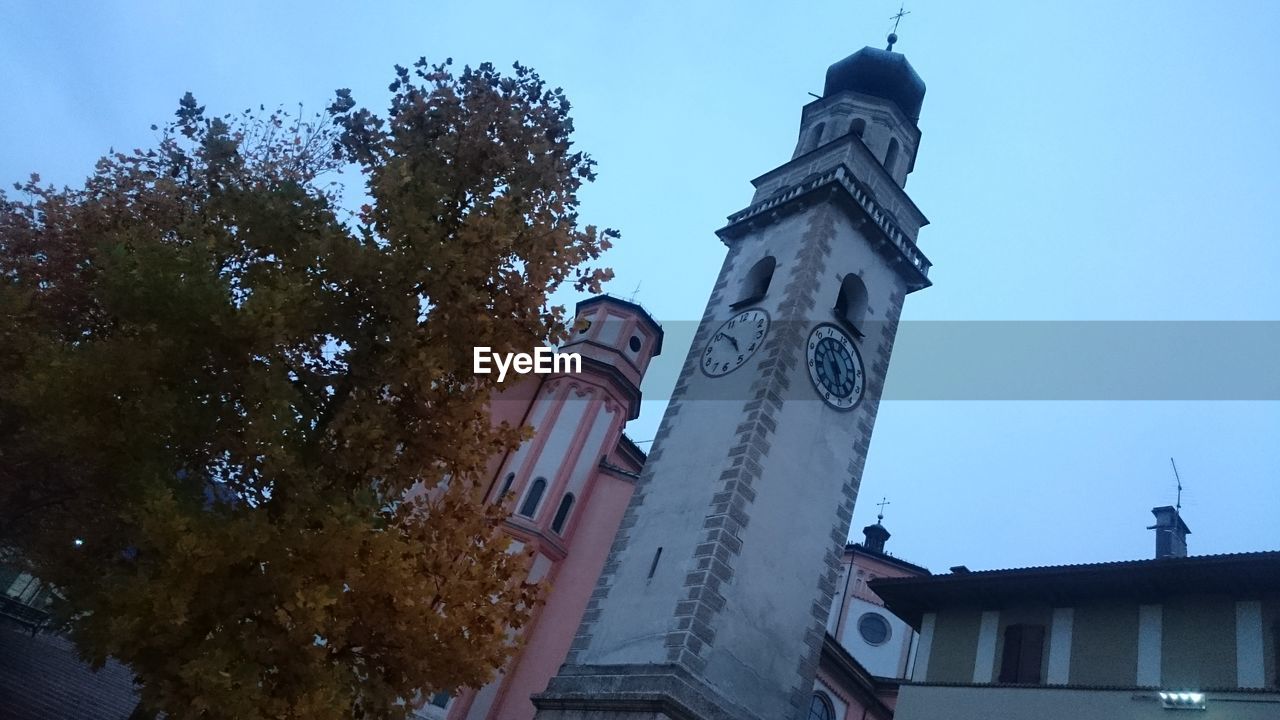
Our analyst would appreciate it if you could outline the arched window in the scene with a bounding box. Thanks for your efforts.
[834,274,869,337]
[807,692,835,720]
[551,493,575,534]
[808,122,826,152]
[884,137,900,173]
[734,256,776,308]
[497,472,515,499]
[849,117,866,138]
[519,477,547,518]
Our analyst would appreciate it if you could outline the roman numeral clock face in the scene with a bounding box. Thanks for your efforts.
[701,309,770,377]
[806,324,865,410]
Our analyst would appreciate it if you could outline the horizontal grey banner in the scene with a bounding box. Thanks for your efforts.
[629,321,1280,401]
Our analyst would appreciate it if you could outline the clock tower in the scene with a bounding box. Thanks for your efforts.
[535,42,933,720]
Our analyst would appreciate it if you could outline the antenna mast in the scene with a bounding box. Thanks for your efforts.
[1170,457,1183,518]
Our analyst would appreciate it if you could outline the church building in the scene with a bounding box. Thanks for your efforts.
[429,35,937,720]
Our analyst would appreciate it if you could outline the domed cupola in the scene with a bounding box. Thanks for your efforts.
[823,46,926,125]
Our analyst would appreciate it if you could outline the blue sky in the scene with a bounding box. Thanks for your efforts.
[3,1,1278,572]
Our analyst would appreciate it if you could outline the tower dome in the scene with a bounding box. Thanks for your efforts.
[823,46,926,124]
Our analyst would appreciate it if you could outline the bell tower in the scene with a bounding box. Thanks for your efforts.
[535,41,933,720]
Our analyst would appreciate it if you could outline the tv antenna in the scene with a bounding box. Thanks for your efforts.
[1170,457,1183,516]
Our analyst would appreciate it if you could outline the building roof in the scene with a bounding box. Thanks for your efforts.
[823,47,926,123]
[870,550,1280,628]
[617,432,647,463]
[0,622,139,719]
[847,542,931,576]
[575,294,664,355]
[819,632,896,720]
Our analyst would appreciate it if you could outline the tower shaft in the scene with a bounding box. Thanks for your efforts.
[535,45,932,720]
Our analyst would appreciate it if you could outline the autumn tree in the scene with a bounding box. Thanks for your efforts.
[0,58,613,719]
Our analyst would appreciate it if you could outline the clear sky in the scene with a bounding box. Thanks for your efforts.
[3,1,1278,573]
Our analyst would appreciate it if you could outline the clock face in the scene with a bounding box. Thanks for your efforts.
[806,324,865,410]
[701,309,770,377]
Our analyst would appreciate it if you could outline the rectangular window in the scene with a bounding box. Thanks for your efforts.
[998,623,1045,684]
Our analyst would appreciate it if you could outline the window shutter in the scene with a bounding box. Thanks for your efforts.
[998,623,1046,684]
[1019,624,1046,684]
[1273,621,1280,686]
[998,624,1023,683]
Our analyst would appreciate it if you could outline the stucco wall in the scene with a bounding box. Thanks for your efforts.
[917,592,1280,693]
[896,684,1280,720]
[1263,593,1280,687]
[485,471,638,720]
[828,547,925,681]
[1163,595,1236,689]
[838,596,913,678]
[1068,601,1138,686]
[922,609,980,683]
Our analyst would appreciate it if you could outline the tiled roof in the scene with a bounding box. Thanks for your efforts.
[846,542,931,576]
[871,550,1280,628]
[0,622,140,720]
[901,550,1280,580]
[617,432,648,463]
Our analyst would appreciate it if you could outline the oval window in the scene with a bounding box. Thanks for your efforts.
[858,612,891,646]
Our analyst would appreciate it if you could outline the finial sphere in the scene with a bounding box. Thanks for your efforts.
[886,32,898,51]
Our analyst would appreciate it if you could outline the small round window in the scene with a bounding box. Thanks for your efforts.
[629,335,642,352]
[858,612,891,646]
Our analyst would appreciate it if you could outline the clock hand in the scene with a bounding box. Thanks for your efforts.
[714,331,738,350]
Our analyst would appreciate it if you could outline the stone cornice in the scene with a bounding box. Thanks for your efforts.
[502,518,569,562]
[752,131,928,229]
[597,459,641,483]
[533,663,766,720]
[719,164,932,293]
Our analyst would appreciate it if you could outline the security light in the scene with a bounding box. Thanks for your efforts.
[1158,691,1205,710]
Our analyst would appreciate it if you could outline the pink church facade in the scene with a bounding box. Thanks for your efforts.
[814,525,930,720]
[429,295,663,720]
[421,295,928,720]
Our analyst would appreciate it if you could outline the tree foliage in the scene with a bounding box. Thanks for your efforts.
[0,58,614,719]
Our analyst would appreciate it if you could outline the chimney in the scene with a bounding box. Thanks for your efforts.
[862,522,890,554]
[1149,506,1190,559]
